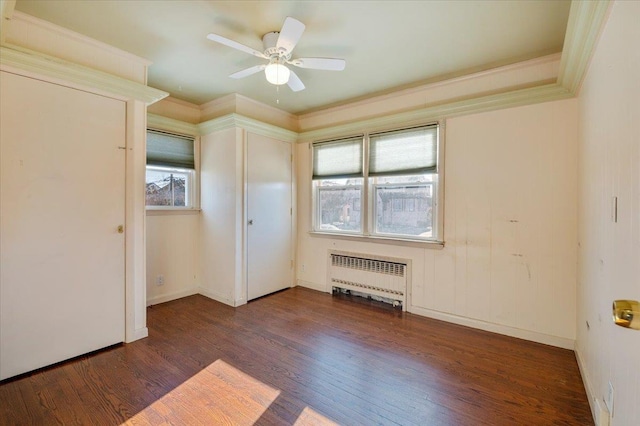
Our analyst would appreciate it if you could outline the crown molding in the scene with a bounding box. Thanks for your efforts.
[198,113,298,142]
[0,44,168,105]
[558,0,611,94]
[147,113,198,136]
[298,83,571,142]
[11,11,152,66]
[153,0,609,143]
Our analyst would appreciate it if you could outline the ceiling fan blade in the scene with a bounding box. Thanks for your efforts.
[229,64,266,79]
[207,33,267,59]
[288,57,346,71]
[276,17,305,54]
[287,69,305,92]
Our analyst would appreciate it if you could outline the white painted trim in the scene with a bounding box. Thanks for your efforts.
[558,0,611,94]
[296,279,328,293]
[409,305,576,350]
[297,83,571,142]
[575,347,598,424]
[147,288,198,306]
[131,327,149,341]
[147,113,198,136]
[198,113,298,142]
[10,11,152,66]
[0,45,168,105]
[300,53,561,121]
[200,93,298,130]
[124,100,148,344]
[197,286,235,307]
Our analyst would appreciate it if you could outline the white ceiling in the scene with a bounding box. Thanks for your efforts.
[14,0,571,114]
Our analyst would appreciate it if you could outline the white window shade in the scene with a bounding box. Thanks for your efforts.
[147,130,195,169]
[369,125,438,176]
[313,137,363,180]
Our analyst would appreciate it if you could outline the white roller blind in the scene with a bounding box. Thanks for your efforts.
[147,130,195,169]
[369,125,438,176]
[312,136,363,180]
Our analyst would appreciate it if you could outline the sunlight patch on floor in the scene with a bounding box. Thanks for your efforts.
[293,406,340,425]
[124,359,280,425]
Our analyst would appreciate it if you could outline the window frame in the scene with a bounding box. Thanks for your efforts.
[311,122,444,244]
[314,180,364,235]
[145,165,196,210]
[146,128,200,212]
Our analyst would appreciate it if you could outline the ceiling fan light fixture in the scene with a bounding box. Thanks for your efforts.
[265,62,290,85]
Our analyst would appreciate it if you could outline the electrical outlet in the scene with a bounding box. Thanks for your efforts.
[302,263,306,272]
[606,381,614,418]
[156,275,165,286]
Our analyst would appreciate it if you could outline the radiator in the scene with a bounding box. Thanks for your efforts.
[328,250,409,310]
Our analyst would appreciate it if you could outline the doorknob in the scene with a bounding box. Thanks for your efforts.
[613,300,640,330]
[248,219,254,225]
[117,225,124,234]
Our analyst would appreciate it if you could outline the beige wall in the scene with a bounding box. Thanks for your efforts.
[575,1,640,424]
[199,127,245,306]
[146,213,199,305]
[297,98,579,348]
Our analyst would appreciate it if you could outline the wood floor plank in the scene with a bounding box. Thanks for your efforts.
[0,287,592,425]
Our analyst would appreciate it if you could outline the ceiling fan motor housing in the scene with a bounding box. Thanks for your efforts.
[262,31,290,60]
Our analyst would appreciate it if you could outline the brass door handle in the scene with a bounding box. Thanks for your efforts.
[613,300,640,330]
[117,225,124,234]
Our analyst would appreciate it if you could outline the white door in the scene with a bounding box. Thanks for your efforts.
[0,72,126,380]
[246,133,292,300]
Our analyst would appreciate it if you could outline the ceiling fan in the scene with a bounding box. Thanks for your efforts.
[207,17,346,92]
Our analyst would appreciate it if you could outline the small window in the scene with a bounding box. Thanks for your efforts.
[312,124,441,242]
[146,166,194,207]
[146,130,196,209]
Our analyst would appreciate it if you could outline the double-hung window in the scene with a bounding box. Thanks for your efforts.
[313,136,364,233]
[146,130,196,209]
[312,123,441,242]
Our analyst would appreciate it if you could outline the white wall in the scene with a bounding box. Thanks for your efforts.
[297,98,578,348]
[575,1,640,424]
[199,127,245,306]
[146,213,199,305]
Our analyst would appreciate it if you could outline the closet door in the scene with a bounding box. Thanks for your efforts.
[246,133,292,300]
[0,72,126,380]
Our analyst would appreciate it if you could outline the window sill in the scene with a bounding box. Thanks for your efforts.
[308,231,444,249]
[146,208,201,216]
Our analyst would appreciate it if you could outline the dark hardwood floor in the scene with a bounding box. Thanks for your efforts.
[0,287,592,425]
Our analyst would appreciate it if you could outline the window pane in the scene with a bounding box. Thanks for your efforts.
[317,182,362,232]
[313,137,363,180]
[369,125,437,176]
[146,168,190,207]
[374,183,434,238]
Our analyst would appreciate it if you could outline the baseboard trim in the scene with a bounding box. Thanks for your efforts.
[147,288,198,307]
[575,347,599,424]
[409,305,575,350]
[296,279,328,293]
[197,286,234,307]
[126,327,148,343]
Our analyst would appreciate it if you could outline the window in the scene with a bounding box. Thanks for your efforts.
[146,130,196,209]
[313,137,364,233]
[312,124,441,242]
